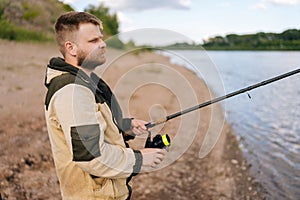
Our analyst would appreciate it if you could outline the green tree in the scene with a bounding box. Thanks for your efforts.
[85,4,119,36]
[281,29,300,40]
[0,0,6,19]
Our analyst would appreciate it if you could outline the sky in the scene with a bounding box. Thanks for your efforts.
[59,0,300,45]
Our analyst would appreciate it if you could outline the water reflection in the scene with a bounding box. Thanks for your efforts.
[167,50,300,200]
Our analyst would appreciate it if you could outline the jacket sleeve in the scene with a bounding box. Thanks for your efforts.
[120,118,132,132]
[53,84,142,178]
[120,118,137,141]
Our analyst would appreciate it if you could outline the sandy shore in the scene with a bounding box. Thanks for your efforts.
[0,40,265,199]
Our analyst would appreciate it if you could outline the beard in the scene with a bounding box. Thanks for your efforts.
[77,48,106,70]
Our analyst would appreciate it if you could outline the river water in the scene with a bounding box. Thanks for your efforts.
[163,50,300,200]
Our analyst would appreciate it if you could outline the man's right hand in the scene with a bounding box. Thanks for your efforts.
[139,148,166,172]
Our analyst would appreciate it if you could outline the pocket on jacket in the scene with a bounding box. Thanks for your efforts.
[71,124,101,161]
[93,178,115,199]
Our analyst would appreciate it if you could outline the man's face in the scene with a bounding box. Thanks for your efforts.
[75,23,106,69]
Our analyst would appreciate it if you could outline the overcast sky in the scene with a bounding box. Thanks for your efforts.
[59,0,300,45]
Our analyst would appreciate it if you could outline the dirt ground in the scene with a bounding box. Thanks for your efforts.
[0,40,266,199]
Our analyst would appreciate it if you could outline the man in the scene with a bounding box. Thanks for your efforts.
[44,11,165,200]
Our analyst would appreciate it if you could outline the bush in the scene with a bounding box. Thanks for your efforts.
[0,20,52,41]
[105,36,124,49]
[22,1,40,20]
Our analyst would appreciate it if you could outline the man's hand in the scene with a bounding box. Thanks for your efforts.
[131,119,148,136]
[140,148,166,172]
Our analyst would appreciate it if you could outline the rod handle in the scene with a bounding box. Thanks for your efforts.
[145,117,167,129]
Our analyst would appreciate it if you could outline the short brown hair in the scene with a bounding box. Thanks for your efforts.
[55,11,102,56]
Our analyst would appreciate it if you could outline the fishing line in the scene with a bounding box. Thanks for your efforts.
[146,68,300,129]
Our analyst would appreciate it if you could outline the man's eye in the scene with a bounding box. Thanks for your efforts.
[90,39,99,43]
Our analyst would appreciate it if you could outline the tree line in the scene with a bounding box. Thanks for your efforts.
[202,29,300,50]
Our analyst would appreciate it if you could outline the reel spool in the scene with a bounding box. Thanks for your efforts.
[144,131,171,149]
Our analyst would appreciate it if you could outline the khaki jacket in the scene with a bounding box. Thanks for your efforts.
[44,58,142,200]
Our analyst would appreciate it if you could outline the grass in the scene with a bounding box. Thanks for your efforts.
[0,20,53,42]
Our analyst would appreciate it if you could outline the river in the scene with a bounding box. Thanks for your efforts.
[162,50,300,200]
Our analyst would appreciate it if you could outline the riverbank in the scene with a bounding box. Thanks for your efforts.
[0,40,265,199]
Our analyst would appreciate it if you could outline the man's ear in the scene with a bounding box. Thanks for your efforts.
[65,41,77,57]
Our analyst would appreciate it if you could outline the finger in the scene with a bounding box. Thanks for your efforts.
[156,153,165,159]
[132,127,139,134]
[153,159,161,165]
[134,121,147,130]
[134,127,148,135]
[153,158,163,166]
[155,149,166,156]
[139,123,147,130]
[152,151,165,162]
[153,157,164,165]
[152,161,159,167]
[134,125,146,131]
[133,127,144,135]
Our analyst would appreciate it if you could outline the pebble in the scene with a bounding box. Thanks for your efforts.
[187,177,194,182]
[144,189,151,194]
[231,159,238,165]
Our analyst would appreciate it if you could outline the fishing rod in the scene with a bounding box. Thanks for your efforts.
[145,68,300,129]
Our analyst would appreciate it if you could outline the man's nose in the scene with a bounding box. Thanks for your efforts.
[99,40,106,48]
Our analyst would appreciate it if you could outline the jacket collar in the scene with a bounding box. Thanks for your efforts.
[45,57,91,87]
